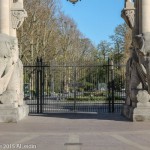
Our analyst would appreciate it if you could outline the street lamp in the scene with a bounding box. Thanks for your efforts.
[67,0,81,4]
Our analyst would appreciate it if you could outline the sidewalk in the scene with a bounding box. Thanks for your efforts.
[0,113,150,150]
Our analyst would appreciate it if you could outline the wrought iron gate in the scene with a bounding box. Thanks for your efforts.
[24,58,126,114]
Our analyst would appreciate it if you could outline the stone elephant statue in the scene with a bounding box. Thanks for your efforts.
[0,34,24,106]
[0,0,27,106]
[126,33,150,107]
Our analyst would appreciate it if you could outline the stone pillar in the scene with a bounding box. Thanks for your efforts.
[0,0,29,123]
[139,0,142,34]
[122,0,150,122]
[0,0,10,35]
[135,0,140,34]
[18,0,24,8]
[142,0,150,33]
[9,0,17,37]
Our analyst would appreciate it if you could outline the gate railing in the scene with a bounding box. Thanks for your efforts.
[24,58,126,114]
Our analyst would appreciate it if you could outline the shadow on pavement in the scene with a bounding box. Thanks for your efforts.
[29,113,129,122]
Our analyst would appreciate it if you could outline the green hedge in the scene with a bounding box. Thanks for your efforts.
[83,91,107,97]
[67,96,125,101]
[67,96,107,101]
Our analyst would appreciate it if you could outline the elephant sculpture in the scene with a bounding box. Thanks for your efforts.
[0,0,27,106]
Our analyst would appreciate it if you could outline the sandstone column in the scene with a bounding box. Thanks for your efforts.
[142,0,150,33]
[0,0,10,35]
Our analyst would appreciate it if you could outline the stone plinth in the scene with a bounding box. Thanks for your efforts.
[122,102,150,122]
[133,103,150,122]
[122,91,150,122]
[122,104,150,122]
[0,104,29,123]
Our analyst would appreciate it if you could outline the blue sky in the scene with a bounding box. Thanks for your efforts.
[61,0,124,46]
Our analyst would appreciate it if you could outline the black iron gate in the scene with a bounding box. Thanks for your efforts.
[24,58,125,114]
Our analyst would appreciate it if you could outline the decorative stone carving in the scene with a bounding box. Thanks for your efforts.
[11,9,27,29]
[0,0,29,122]
[0,0,27,106]
[125,46,146,105]
[121,0,135,29]
[136,33,150,95]
[0,34,23,106]
[122,0,150,121]
[11,0,27,29]
[122,9,135,29]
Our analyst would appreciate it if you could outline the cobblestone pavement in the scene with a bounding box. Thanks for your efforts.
[0,113,150,150]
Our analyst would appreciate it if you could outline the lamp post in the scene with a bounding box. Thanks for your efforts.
[67,0,81,4]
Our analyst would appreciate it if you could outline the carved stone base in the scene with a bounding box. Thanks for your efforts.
[122,103,150,122]
[0,104,29,122]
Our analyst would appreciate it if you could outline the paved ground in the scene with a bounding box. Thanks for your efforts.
[0,113,150,150]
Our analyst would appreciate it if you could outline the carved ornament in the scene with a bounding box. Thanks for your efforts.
[11,9,27,29]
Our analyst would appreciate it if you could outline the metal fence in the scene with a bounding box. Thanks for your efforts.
[23,58,126,114]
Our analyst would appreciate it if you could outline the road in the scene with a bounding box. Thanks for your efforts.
[25,99,124,114]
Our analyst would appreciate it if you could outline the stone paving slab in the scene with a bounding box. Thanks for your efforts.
[0,113,150,150]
